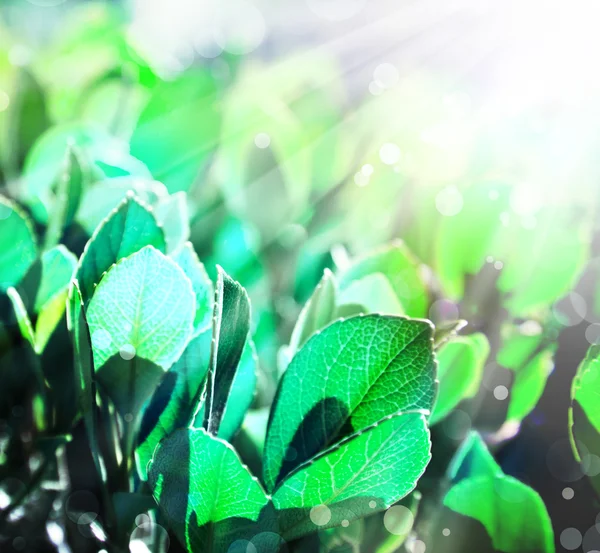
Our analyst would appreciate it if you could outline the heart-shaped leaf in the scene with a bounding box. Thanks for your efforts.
[76,194,166,305]
[148,427,271,553]
[202,267,251,436]
[86,245,195,371]
[264,314,436,491]
[272,411,431,540]
[0,196,37,291]
[430,333,489,425]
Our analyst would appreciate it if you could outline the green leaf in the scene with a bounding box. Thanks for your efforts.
[338,242,428,318]
[149,427,270,553]
[444,475,554,553]
[154,192,190,253]
[288,268,337,354]
[86,245,195,371]
[6,287,36,349]
[76,176,167,235]
[202,267,251,436]
[264,314,436,491]
[434,182,510,300]
[320,519,364,553]
[432,319,468,349]
[34,246,77,313]
[338,273,404,316]
[272,411,431,540]
[136,329,211,480]
[0,196,37,291]
[445,432,554,553]
[76,194,166,305]
[172,242,213,336]
[507,349,554,423]
[569,345,600,495]
[447,432,501,482]
[43,145,85,249]
[130,68,221,193]
[5,68,50,175]
[430,333,489,425]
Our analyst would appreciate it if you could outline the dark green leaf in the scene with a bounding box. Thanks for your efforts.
[203,267,251,436]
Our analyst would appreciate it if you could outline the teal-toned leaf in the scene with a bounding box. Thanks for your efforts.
[444,475,554,553]
[86,245,195,371]
[264,314,436,491]
[130,68,221,193]
[430,333,489,425]
[149,427,270,553]
[44,145,85,249]
[23,124,151,223]
[34,246,77,313]
[289,268,337,354]
[154,192,190,253]
[0,196,37,291]
[203,267,251,436]
[194,338,258,442]
[445,432,554,553]
[338,242,428,318]
[447,432,501,482]
[137,329,211,480]
[172,242,213,335]
[272,411,431,540]
[77,176,167,234]
[76,195,166,305]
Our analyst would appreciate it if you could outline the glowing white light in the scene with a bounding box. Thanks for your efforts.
[306,0,366,21]
[254,133,271,149]
[379,143,401,165]
[435,186,463,216]
[309,505,331,526]
[373,63,400,89]
[0,91,9,113]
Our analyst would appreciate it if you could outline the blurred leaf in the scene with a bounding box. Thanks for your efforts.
[44,145,85,249]
[5,68,50,175]
[264,315,436,491]
[320,518,364,553]
[288,268,337,354]
[172,242,213,336]
[432,319,468,349]
[6,287,36,349]
[149,427,270,553]
[0,196,38,291]
[23,124,150,223]
[77,176,167,234]
[272,411,431,540]
[76,195,166,305]
[86,245,195,370]
[445,432,554,553]
[155,192,190,253]
[202,267,251,436]
[130,68,221,193]
[338,272,403,316]
[430,333,489,425]
[338,242,428,318]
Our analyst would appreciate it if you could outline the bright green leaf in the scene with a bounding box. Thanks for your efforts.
[264,314,436,491]
[338,272,404,316]
[272,411,431,540]
[430,333,489,425]
[149,427,270,553]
